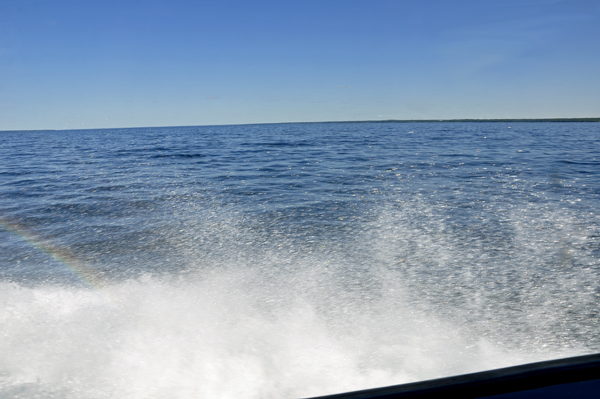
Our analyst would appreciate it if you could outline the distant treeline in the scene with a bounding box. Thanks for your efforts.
[321,118,600,124]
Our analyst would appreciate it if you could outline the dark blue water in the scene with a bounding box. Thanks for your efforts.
[0,122,599,398]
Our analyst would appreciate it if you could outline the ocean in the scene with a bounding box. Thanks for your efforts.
[0,122,598,398]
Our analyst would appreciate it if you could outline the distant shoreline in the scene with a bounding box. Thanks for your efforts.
[2,117,599,132]
[322,117,600,123]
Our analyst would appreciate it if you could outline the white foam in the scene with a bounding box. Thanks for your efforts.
[0,266,555,399]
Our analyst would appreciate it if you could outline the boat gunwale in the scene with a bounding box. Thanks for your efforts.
[305,353,600,399]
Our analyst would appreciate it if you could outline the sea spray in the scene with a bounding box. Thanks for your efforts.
[0,270,540,399]
[1,204,591,398]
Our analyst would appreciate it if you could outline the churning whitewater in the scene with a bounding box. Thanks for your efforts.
[0,122,598,398]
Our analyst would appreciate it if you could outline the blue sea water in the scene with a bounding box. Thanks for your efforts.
[0,122,599,398]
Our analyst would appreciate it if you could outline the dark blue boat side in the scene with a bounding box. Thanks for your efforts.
[306,353,600,399]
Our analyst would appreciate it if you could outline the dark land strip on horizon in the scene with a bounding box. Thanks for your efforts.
[314,117,600,124]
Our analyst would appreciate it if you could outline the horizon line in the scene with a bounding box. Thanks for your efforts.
[2,117,599,132]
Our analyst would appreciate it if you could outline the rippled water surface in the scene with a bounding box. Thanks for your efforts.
[1,122,599,398]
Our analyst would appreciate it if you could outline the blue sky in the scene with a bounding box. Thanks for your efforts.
[1,0,599,130]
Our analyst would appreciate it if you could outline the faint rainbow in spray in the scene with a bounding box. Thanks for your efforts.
[0,216,106,289]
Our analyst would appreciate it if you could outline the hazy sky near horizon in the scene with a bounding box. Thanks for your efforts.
[1,0,599,130]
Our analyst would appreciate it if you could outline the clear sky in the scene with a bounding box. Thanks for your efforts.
[1,0,599,130]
